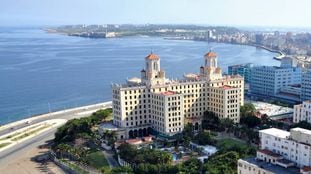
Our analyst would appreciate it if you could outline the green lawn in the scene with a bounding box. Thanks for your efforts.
[216,138,247,149]
[216,138,256,157]
[85,151,109,170]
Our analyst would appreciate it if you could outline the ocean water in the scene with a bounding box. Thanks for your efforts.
[0,27,279,124]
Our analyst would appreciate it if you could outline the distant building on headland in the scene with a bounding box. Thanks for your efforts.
[110,51,244,139]
[69,31,116,38]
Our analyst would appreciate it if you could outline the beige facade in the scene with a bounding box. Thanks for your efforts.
[112,51,244,138]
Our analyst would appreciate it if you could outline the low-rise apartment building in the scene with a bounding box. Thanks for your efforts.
[259,128,311,168]
[238,127,311,174]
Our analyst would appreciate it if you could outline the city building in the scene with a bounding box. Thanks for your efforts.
[293,100,311,123]
[207,30,213,41]
[260,128,311,167]
[250,57,302,103]
[111,51,244,139]
[228,63,253,83]
[302,70,311,101]
[255,34,265,44]
[238,127,311,174]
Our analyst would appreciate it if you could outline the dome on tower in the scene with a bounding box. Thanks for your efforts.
[204,51,217,58]
[145,53,160,60]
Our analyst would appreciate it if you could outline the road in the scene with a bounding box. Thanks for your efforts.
[0,102,112,174]
[0,102,112,137]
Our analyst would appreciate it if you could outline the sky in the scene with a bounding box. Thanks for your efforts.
[1,0,311,27]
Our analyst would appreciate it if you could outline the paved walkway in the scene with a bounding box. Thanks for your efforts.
[102,150,119,168]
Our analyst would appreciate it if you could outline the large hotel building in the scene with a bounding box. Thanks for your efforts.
[111,51,244,139]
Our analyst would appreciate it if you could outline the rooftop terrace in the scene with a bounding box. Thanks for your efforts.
[251,101,293,117]
[241,157,300,174]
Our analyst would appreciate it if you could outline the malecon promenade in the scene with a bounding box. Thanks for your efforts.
[0,101,112,174]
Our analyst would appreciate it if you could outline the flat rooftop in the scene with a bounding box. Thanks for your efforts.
[277,158,294,165]
[259,128,290,139]
[291,127,311,136]
[251,101,293,117]
[241,158,300,174]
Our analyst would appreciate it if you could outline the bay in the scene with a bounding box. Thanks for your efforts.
[0,27,279,124]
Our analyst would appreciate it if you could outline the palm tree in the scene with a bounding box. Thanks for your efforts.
[107,131,117,147]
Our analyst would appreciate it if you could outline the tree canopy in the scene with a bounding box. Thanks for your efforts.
[118,143,172,166]
[240,103,256,117]
[240,114,261,128]
[54,108,111,144]
[290,121,311,130]
[203,151,240,174]
[193,131,216,146]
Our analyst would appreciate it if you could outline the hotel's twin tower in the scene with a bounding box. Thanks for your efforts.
[111,51,244,139]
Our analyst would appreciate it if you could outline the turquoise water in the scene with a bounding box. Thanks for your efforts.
[0,27,279,124]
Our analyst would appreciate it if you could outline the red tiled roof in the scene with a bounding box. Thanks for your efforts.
[161,91,176,96]
[126,139,142,144]
[204,51,217,57]
[145,53,160,60]
[258,149,281,158]
[223,85,233,90]
[302,166,311,172]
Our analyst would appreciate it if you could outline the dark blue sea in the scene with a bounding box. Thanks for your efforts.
[0,27,279,124]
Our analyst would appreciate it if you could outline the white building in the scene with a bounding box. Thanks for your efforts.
[259,127,311,168]
[111,51,244,139]
[294,100,311,123]
[238,127,311,174]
